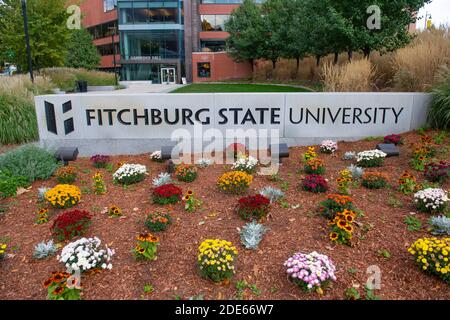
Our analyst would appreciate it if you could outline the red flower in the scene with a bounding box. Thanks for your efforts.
[153,184,182,198]
[51,210,92,241]
[384,134,402,145]
[302,174,328,192]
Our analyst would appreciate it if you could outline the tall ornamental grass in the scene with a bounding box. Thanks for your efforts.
[0,94,39,144]
[427,72,450,130]
[40,68,116,91]
[321,59,375,92]
[392,29,450,92]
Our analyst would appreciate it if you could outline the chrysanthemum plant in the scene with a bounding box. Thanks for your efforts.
[198,239,238,284]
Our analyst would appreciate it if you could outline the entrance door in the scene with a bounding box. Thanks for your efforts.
[161,67,176,84]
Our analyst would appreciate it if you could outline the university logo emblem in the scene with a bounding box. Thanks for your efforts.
[44,100,74,135]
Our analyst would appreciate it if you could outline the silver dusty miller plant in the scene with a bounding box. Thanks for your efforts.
[342,151,356,160]
[428,215,450,236]
[240,221,268,250]
[33,240,57,259]
[152,172,172,187]
[38,187,51,202]
[347,164,364,179]
[259,186,284,204]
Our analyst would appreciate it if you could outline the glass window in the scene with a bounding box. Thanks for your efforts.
[97,43,120,56]
[197,62,211,78]
[104,0,117,12]
[120,63,177,83]
[121,30,182,60]
[201,40,226,52]
[201,15,229,31]
[119,1,180,24]
[200,0,264,3]
[87,21,117,40]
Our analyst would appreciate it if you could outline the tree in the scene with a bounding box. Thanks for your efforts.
[260,0,287,70]
[65,28,100,70]
[332,0,432,58]
[225,0,265,71]
[282,0,308,71]
[299,0,353,66]
[0,0,71,71]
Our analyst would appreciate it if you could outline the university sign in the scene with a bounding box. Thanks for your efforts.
[35,93,431,156]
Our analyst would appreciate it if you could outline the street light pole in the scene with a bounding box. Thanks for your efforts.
[21,0,34,83]
[109,26,118,85]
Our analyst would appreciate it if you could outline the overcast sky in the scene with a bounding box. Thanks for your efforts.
[417,0,450,29]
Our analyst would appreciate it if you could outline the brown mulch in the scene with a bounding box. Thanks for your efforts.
[0,131,449,300]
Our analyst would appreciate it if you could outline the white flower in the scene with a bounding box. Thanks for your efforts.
[113,163,147,182]
[356,150,387,162]
[59,237,115,273]
[414,188,448,211]
[320,140,338,153]
[150,151,162,161]
[232,155,258,173]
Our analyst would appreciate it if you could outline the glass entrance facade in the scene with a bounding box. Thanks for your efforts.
[118,0,184,83]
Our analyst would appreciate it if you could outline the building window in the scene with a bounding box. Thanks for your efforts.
[97,43,120,56]
[104,0,117,12]
[197,62,211,78]
[201,15,229,31]
[118,1,180,24]
[201,40,226,52]
[87,21,117,40]
[121,30,183,60]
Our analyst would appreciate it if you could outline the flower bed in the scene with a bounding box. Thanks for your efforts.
[1,131,449,300]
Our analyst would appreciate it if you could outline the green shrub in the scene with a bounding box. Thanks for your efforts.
[0,94,38,144]
[427,74,450,130]
[0,145,60,182]
[0,170,29,198]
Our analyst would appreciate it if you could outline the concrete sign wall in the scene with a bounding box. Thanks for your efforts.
[35,92,431,156]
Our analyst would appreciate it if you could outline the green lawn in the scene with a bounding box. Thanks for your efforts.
[171,83,312,93]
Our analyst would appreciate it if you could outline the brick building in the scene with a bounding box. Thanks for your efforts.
[80,0,252,83]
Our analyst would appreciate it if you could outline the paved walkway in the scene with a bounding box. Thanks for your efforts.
[87,83,185,94]
[116,83,184,93]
